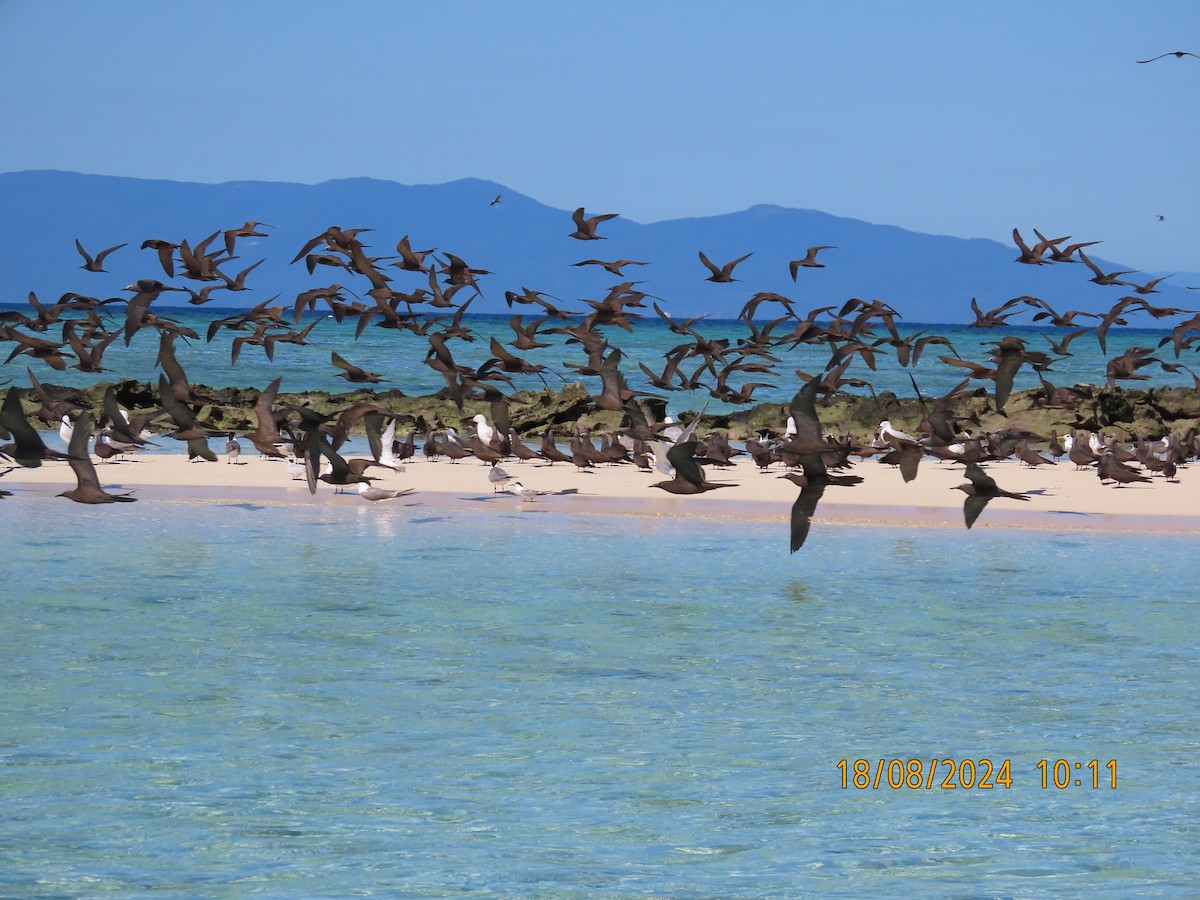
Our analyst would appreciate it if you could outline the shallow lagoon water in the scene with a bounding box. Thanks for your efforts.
[2,498,1198,896]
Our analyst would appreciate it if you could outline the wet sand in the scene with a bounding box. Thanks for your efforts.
[6,448,1199,533]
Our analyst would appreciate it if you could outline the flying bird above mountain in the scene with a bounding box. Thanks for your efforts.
[1079,250,1138,287]
[1012,228,1055,265]
[569,207,619,240]
[223,221,274,257]
[788,246,836,278]
[74,239,127,273]
[698,250,752,283]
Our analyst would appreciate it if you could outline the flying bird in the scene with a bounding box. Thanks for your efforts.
[75,239,127,273]
[953,462,1029,529]
[568,207,619,240]
[571,258,649,276]
[331,350,384,383]
[1136,51,1200,63]
[698,250,752,283]
[789,246,836,278]
[59,412,137,503]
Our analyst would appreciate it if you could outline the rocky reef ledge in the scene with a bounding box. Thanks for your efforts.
[22,379,1200,443]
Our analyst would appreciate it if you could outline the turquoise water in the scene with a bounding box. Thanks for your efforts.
[2,304,1189,420]
[3,498,1198,896]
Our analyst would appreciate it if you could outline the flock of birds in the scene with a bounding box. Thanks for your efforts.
[2,185,1199,551]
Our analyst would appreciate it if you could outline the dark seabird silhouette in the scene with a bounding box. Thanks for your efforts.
[0,387,70,467]
[59,413,137,504]
[75,239,127,273]
[953,462,1029,529]
[568,207,619,240]
[698,250,752,282]
[1136,51,1200,63]
[571,258,649,276]
[140,239,179,278]
[123,279,184,345]
[331,350,384,383]
[650,440,734,494]
[789,245,836,278]
[1079,251,1138,287]
[778,378,865,551]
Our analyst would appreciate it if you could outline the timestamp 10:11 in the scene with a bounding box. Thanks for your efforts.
[1038,759,1117,789]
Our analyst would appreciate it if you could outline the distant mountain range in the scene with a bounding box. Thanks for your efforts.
[1,169,1195,323]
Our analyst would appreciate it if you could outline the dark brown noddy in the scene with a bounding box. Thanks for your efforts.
[59,412,136,503]
[649,440,735,494]
[0,387,70,467]
[953,462,1029,529]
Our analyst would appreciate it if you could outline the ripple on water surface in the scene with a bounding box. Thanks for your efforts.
[1,499,1198,895]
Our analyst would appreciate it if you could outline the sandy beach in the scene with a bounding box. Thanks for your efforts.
[6,446,1198,534]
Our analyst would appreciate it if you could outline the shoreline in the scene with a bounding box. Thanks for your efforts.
[6,451,1199,535]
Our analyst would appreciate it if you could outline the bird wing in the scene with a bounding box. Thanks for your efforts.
[1,388,50,459]
[665,440,706,486]
[66,411,97,484]
[963,495,991,530]
[788,378,824,448]
[789,477,828,553]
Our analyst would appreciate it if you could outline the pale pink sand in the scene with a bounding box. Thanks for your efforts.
[6,449,1199,533]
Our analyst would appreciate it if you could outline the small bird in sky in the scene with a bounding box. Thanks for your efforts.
[1136,51,1200,63]
[698,250,752,282]
[569,207,619,240]
[75,239,127,273]
[491,195,502,206]
[788,245,836,279]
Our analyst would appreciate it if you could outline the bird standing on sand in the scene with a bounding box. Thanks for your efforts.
[510,481,550,502]
[488,461,514,493]
[650,440,734,494]
[225,436,241,465]
[357,481,414,502]
[1097,451,1152,486]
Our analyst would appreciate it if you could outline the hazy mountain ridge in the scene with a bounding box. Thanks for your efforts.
[2,170,1194,323]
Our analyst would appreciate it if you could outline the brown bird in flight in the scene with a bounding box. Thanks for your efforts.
[789,246,836,279]
[699,250,752,282]
[569,207,619,240]
[953,462,1029,529]
[75,239,127,273]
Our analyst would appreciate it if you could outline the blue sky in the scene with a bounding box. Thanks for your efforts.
[1,1,1196,272]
